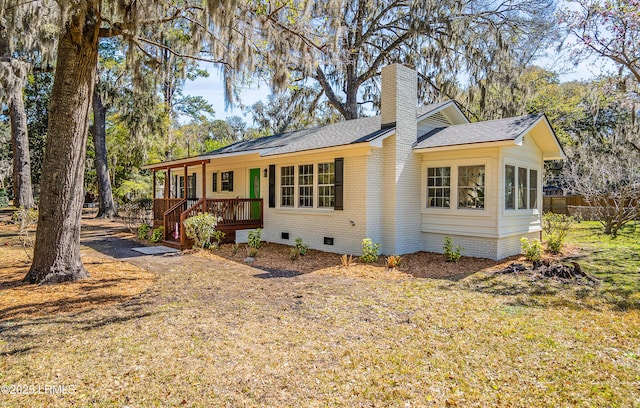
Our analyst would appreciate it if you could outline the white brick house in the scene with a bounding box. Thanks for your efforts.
[144,64,564,260]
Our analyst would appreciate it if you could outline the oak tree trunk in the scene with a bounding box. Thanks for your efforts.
[9,83,35,209]
[25,6,101,284]
[92,89,118,218]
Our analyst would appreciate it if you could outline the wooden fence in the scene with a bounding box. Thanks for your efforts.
[542,195,585,215]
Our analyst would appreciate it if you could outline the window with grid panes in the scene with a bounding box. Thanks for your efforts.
[317,163,335,207]
[298,164,314,207]
[426,167,451,208]
[280,166,294,207]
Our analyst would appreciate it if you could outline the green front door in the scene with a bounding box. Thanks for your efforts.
[249,168,261,219]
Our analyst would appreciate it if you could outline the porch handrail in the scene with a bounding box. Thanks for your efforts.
[178,197,208,246]
[164,198,187,217]
[163,198,188,241]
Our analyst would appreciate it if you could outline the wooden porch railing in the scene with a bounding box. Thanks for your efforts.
[157,197,264,248]
[163,199,187,241]
[154,198,185,223]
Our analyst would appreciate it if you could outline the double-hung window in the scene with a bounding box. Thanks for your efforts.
[298,164,314,208]
[426,167,451,208]
[318,163,335,208]
[280,166,295,207]
[280,163,336,209]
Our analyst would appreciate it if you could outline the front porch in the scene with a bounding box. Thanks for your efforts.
[148,159,263,249]
[153,197,263,249]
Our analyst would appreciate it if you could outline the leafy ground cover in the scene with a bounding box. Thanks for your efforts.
[0,216,638,407]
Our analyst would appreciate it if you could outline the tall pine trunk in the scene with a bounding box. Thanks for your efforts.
[25,6,100,284]
[92,89,118,218]
[9,82,34,209]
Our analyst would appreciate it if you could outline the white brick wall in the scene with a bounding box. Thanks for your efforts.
[263,155,369,255]
[422,231,540,260]
[380,64,422,255]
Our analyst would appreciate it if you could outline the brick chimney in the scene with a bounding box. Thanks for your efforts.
[380,64,421,255]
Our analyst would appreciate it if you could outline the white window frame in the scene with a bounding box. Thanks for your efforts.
[503,160,541,214]
[422,158,491,216]
[276,162,336,212]
[280,165,295,207]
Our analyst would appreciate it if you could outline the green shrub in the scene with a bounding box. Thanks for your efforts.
[137,223,151,240]
[211,229,226,247]
[0,189,8,208]
[443,236,462,262]
[248,228,262,249]
[361,238,380,263]
[150,226,164,243]
[294,237,309,256]
[184,213,221,249]
[520,237,543,262]
[543,212,575,254]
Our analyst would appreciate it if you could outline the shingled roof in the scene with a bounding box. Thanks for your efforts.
[414,113,544,149]
[207,101,456,157]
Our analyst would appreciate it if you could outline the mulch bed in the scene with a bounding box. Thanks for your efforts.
[207,241,508,280]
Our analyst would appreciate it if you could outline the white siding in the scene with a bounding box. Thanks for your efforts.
[420,148,500,238]
[498,133,544,237]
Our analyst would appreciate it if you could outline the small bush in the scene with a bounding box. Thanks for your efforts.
[443,237,462,262]
[184,213,221,249]
[211,230,226,247]
[137,223,151,240]
[150,227,164,243]
[289,248,300,261]
[520,237,543,262]
[543,212,575,254]
[386,255,402,269]
[361,238,380,263]
[340,254,354,267]
[248,228,262,249]
[294,237,309,256]
[232,244,240,254]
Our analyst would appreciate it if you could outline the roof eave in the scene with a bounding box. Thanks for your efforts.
[413,139,515,153]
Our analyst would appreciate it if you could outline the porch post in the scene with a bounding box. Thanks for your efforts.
[152,170,156,199]
[201,161,206,199]
[183,165,188,199]
[165,168,170,199]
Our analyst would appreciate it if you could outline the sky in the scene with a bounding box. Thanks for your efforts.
[182,51,612,122]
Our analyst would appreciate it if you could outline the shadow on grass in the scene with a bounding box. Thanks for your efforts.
[253,267,305,279]
[0,296,157,352]
[0,346,35,356]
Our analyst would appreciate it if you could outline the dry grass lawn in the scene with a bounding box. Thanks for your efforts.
[0,215,639,407]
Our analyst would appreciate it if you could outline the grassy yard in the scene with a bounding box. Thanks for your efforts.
[0,219,639,407]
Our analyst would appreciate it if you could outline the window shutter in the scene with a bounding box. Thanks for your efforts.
[268,164,276,208]
[212,172,217,192]
[229,171,234,191]
[334,158,344,210]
